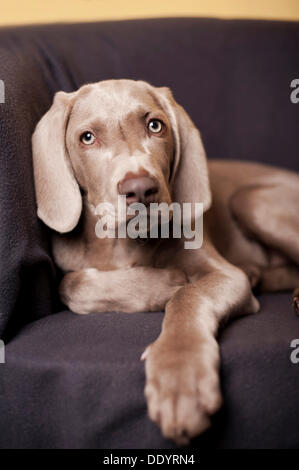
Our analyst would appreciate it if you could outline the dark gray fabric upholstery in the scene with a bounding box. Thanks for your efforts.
[0,18,298,448]
[0,293,299,449]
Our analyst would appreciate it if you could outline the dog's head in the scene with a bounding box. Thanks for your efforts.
[32,79,211,233]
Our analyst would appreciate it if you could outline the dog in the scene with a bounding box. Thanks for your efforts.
[32,79,299,445]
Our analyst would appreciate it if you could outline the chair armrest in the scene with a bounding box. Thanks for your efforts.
[0,34,58,338]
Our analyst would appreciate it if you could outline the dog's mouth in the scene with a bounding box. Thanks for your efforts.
[125,203,158,218]
[124,200,174,238]
[125,188,159,207]
[90,190,174,240]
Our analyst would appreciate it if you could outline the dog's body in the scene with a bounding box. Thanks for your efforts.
[32,80,299,444]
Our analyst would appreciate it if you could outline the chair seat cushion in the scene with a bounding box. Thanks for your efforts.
[0,292,298,449]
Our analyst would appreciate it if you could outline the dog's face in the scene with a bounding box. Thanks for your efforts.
[66,80,174,213]
[32,79,211,233]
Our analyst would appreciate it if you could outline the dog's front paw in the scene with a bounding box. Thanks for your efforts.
[142,335,222,445]
[293,288,299,315]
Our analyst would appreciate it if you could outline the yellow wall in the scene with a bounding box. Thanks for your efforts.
[1,0,299,26]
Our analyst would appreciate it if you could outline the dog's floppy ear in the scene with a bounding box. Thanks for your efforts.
[32,91,82,233]
[156,87,211,212]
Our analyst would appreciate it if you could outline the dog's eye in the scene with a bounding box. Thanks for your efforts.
[148,119,163,134]
[80,131,96,145]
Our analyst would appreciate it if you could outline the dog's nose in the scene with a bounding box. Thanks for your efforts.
[118,176,158,205]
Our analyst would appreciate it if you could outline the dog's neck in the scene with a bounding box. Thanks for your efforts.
[78,197,162,269]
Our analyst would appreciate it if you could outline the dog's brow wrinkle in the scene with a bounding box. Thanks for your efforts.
[88,119,104,132]
[146,90,163,109]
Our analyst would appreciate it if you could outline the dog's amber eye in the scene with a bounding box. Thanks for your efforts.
[148,119,163,134]
[80,131,96,145]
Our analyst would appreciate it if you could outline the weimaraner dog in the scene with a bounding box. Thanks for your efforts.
[32,79,299,445]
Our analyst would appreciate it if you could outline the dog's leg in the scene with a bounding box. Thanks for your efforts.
[231,183,299,312]
[142,253,259,445]
[60,267,187,314]
[259,264,299,292]
[230,183,299,266]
